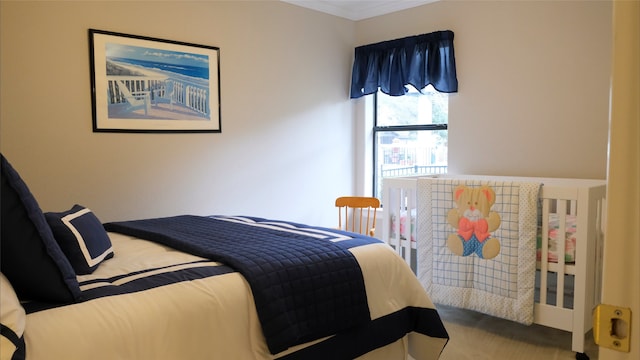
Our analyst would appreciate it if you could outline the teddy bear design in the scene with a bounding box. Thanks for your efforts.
[446,184,501,260]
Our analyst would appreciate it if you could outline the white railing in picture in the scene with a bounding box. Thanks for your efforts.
[107,76,210,117]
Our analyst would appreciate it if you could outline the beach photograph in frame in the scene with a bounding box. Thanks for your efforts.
[89,29,221,133]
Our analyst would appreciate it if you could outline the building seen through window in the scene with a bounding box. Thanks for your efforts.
[373,86,448,199]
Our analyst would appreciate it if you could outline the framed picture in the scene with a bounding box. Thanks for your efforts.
[89,29,221,133]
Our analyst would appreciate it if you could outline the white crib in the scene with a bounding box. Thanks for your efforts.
[382,175,606,358]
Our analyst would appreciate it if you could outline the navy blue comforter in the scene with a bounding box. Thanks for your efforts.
[104,215,376,354]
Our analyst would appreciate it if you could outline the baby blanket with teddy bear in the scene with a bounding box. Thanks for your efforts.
[416,177,541,325]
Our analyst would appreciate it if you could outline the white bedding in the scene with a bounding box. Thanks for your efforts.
[23,232,448,360]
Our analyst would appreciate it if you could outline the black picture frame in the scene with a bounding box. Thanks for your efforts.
[89,29,221,133]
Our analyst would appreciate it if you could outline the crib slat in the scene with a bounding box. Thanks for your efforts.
[389,187,402,256]
[555,200,567,308]
[540,198,550,305]
[402,186,416,261]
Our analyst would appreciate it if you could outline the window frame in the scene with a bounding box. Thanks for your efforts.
[371,92,449,198]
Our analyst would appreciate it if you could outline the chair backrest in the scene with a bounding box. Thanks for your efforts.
[335,196,381,237]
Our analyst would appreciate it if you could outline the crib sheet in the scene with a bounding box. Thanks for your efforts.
[537,214,577,263]
[389,209,416,242]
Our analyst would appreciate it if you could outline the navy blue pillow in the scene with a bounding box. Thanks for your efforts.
[0,154,81,302]
[46,205,114,275]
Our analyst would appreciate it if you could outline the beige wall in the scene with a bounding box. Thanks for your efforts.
[0,0,612,227]
[0,1,355,226]
[355,0,611,181]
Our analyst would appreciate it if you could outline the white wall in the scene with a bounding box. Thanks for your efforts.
[0,0,612,228]
[0,1,355,226]
[355,0,611,184]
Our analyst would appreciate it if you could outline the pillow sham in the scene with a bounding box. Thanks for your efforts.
[0,154,81,302]
[0,273,26,360]
[46,205,114,274]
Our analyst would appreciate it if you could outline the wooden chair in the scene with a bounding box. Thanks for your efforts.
[116,80,150,115]
[335,196,381,237]
[152,80,176,110]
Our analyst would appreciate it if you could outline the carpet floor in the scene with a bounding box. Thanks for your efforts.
[436,305,599,360]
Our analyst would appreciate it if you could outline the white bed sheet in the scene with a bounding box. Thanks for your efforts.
[24,232,447,360]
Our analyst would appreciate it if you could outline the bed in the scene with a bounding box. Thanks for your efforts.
[0,154,449,360]
[382,175,606,359]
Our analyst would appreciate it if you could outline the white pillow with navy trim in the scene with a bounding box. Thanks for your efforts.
[45,205,114,275]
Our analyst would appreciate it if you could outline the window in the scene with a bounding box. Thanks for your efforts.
[373,86,448,199]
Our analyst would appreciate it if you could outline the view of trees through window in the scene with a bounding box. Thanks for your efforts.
[374,86,448,199]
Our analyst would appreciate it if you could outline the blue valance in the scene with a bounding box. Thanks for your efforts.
[350,30,458,98]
